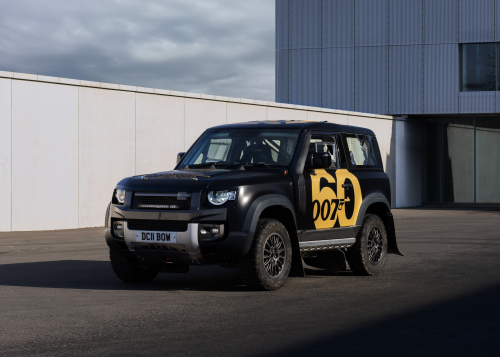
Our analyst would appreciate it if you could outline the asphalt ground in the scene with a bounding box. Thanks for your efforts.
[1,208,499,356]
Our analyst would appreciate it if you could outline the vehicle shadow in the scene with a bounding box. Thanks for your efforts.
[0,260,339,292]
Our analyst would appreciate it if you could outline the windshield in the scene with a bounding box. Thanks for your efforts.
[179,128,301,168]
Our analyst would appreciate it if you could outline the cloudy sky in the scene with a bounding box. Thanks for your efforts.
[0,0,276,101]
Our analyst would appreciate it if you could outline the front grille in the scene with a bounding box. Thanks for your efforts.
[131,193,191,210]
[127,219,189,232]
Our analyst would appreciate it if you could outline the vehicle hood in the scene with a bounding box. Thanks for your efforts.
[123,169,285,192]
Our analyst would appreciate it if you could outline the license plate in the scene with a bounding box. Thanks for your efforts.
[135,231,177,243]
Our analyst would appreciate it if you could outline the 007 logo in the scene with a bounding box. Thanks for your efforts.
[310,169,362,229]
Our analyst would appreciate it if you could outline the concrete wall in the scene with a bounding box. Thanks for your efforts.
[0,71,414,232]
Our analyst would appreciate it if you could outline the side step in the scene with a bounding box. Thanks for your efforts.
[299,238,356,252]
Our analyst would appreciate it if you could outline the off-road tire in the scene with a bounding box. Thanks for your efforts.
[239,219,292,291]
[346,214,387,276]
[110,249,161,283]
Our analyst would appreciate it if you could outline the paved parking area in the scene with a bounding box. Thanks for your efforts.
[1,208,499,356]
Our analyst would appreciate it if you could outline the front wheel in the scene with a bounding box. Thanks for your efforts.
[110,250,161,283]
[346,214,387,276]
[239,219,292,291]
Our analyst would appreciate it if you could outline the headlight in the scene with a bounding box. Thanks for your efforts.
[115,189,126,204]
[207,191,236,205]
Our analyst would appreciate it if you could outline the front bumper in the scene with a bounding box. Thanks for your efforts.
[105,204,252,265]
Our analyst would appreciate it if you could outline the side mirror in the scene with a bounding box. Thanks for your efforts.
[177,152,186,164]
[305,152,331,169]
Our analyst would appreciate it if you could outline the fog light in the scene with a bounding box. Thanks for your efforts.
[113,221,125,238]
[211,228,219,234]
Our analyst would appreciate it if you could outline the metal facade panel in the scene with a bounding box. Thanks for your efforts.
[496,0,500,41]
[459,92,496,113]
[355,46,389,114]
[389,0,423,45]
[423,0,458,44]
[289,49,322,107]
[355,0,389,46]
[322,0,355,48]
[289,0,322,49]
[459,0,495,43]
[322,47,355,111]
[389,45,424,114]
[276,0,289,50]
[275,50,289,103]
[423,44,459,114]
[496,92,500,112]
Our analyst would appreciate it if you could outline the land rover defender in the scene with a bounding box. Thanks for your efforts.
[104,120,402,290]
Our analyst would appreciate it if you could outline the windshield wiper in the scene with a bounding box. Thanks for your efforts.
[245,163,289,168]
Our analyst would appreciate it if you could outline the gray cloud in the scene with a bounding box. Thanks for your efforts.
[0,0,275,101]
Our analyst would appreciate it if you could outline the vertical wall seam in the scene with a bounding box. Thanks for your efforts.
[10,79,13,231]
[134,93,137,175]
[422,0,425,114]
[353,0,356,111]
[77,86,80,228]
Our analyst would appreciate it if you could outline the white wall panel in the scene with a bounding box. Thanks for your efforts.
[136,94,184,175]
[459,0,495,43]
[459,92,496,113]
[322,0,355,48]
[78,88,135,228]
[307,111,348,125]
[266,107,307,121]
[389,45,423,114]
[322,47,355,111]
[395,119,422,208]
[227,103,266,124]
[389,0,423,45]
[184,99,226,150]
[289,49,322,107]
[424,44,459,113]
[423,0,458,44]
[355,46,389,114]
[355,0,389,46]
[12,81,78,231]
[0,78,11,231]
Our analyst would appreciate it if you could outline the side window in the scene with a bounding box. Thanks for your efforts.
[310,134,341,168]
[345,134,381,167]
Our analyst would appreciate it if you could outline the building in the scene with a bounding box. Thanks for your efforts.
[276,0,500,205]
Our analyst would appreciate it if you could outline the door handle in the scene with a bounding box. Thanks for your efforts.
[342,183,353,188]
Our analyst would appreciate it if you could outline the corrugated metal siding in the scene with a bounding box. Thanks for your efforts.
[459,0,495,43]
[459,92,496,113]
[275,50,289,103]
[389,45,424,114]
[322,47,355,111]
[355,0,389,46]
[276,0,289,50]
[322,0,355,48]
[496,92,500,112]
[496,0,500,41]
[289,49,322,107]
[389,0,423,45]
[423,44,459,113]
[355,46,389,114]
[423,0,458,44]
[289,0,322,49]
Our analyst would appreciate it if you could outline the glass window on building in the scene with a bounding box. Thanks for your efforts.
[460,43,496,92]
[425,118,500,204]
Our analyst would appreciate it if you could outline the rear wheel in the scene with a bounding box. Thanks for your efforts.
[110,250,161,283]
[346,214,387,276]
[239,219,292,291]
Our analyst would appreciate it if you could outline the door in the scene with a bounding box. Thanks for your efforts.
[298,132,363,241]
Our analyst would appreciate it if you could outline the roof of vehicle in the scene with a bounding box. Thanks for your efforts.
[208,120,376,136]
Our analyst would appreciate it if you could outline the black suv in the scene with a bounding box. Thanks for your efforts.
[105,120,403,290]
